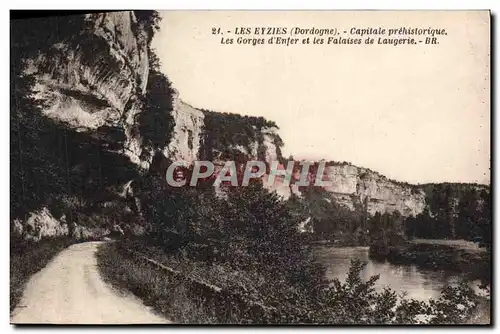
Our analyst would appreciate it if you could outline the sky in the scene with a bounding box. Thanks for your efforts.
[152,11,490,185]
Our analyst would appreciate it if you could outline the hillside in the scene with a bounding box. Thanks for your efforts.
[11,11,490,242]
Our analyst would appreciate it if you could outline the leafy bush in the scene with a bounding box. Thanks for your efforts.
[143,179,326,290]
[137,50,175,152]
[295,187,365,243]
[133,10,162,44]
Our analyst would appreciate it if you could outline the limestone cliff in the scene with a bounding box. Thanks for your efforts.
[25,11,151,168]
[320,163,426,216]
[12,11,157,240]
[164,91,204,164]
[291,162,489,218]
[165,104,432,215]
[12,11,287,240]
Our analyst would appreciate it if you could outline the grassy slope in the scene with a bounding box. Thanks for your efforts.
[96,241,219,323]
[96,240,289,324]
[10,237,73,312]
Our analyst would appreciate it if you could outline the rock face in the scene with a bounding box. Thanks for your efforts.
[164,91,205,164]
[19,10,291,203]
[163,102,426,214]
[14,207,112,242]
[320,164,426,216]
[14,11,153,241]
[27,11,150,168]
[22,208,69,242]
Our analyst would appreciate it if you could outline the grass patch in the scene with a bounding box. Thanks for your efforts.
[96,241,222,323]
[10,236,73,312]
[96,240,286,324]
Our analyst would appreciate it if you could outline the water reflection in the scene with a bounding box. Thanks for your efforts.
[314,246,484,301]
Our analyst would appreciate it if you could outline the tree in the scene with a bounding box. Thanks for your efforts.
[134,10,162,44]
[477,189,491,249]
[137,50,175,151]
[456,188,479,240]
[316,260,480,324]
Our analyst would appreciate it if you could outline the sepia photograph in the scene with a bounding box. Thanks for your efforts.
[9,10,491,325]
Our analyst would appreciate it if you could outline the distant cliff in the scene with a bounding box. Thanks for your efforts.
[306,162,426,217]
[296,162,489,218]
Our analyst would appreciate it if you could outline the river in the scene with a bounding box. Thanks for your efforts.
[314,246,485,301]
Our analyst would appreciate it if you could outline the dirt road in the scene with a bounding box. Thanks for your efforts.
[11,241,169,324]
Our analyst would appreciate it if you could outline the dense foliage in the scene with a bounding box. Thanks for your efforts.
[200,110,281,161]
[140,174,326,290]
[290,187,367,245]
[133,10,161,44]
[287,172,491,251]
[404,185,491,248]
[137,50,175,152]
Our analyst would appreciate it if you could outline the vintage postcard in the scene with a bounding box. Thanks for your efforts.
[10,10,490,325]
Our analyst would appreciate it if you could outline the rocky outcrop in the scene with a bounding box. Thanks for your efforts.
[18,11,289,201]
[172,108,427,211]
[26,11,150,168]
[21,208,69,242]
[286,162,427,217]
[164,91,205,164]
[320,164,426,216]
[13,207,115,242]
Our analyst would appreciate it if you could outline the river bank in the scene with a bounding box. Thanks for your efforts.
[368,240,490,285]
[315,245,490,324]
